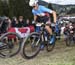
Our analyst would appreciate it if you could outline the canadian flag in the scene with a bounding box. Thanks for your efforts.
[8,26,34,38]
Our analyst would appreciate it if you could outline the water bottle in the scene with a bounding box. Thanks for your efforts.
[35,23,41,32]
[35,26,40,32]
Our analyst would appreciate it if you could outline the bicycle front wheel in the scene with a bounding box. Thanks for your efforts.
[0,32,21,58]
[21,32,41,59]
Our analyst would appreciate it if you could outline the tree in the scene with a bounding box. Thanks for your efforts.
[0,0,3,16]
[9,0,16,17]
[8,0,33,19]
[1,1,9,16]
[14,0,32,19]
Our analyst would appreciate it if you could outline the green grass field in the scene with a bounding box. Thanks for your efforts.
[0,39,75,65]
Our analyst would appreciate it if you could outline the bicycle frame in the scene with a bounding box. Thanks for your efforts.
[36,23,52,44]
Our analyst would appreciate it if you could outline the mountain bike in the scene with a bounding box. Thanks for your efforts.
[0,32,21,58]
[21,23,56,59]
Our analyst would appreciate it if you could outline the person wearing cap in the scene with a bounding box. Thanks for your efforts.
[29,1,57,44]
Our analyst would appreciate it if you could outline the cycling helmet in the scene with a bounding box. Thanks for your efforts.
[29,0,38,7]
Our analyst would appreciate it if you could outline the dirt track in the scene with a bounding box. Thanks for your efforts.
[0,40,75,65]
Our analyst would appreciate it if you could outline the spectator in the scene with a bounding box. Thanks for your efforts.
[7,17,12,29]
[0,18,3,34]
[18,16,26,27]
[0,18,3,28]
[26,19,32,26]
[25,19,35,33]
[11,17,19,27]
[1,17,9,33]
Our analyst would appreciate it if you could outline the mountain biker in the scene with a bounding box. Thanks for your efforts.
[29,1,57,44]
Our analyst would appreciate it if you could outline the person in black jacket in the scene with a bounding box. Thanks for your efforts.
[11,17,19,27]
[18,16,26,27]
[1,17,9,33]
[25,19,32,26]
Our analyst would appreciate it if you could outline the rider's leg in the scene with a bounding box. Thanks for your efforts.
[45,25,55,44]
[45,25,52,35]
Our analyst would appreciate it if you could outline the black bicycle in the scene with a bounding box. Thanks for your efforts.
[0,32,21,58]
[21,23,56,59]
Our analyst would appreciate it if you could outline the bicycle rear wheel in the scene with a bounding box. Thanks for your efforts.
[21,32,41,59]
[0,32,21,58]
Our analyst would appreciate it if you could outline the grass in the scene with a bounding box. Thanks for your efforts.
[0,39,75,65]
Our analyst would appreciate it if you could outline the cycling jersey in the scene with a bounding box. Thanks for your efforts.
[32,5,53,16]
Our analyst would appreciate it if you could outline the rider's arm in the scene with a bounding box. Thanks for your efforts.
[32,9,37,22]
[52,11,57,23]
[34,15,37,22]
